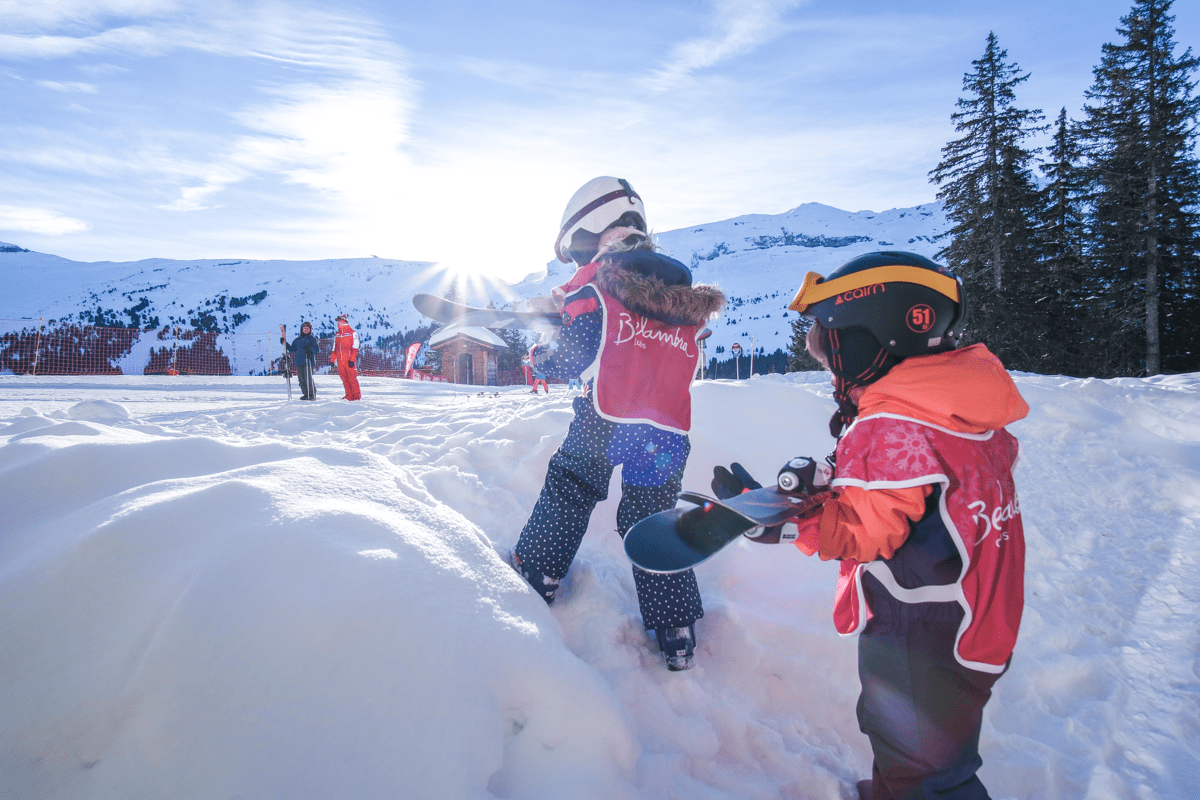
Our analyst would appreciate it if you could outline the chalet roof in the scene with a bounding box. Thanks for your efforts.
[428,325,506,349]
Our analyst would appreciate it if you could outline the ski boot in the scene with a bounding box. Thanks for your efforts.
[654,624,696,671]
[509,550,560,605]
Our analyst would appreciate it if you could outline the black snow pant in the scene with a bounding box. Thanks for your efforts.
[857,574,1005,800]
[297,360,316,400]
[513,396,704,629]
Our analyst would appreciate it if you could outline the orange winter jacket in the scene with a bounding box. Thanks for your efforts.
[812,344,1029,563]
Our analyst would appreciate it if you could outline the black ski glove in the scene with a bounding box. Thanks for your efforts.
[711,459,832,545]
[711,462,761,499]
[348,360,356,369]
[710,463,786,544]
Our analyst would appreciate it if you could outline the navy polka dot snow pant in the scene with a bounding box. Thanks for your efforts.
[513,395,704,629]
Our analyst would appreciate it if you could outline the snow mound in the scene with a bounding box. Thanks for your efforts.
[66,400,132,422]
[0,422,639,799]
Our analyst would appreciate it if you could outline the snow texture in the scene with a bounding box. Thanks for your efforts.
[2,370,1198,799]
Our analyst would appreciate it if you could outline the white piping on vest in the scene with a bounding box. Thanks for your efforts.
[833,414,1011,675]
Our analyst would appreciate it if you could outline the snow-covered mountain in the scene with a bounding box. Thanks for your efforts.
[0,201,946,358]
[0,247,445,345]
[514,202,945,358]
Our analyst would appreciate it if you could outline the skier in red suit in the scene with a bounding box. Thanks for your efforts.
[527,345,549,394]
[330,314,361,401]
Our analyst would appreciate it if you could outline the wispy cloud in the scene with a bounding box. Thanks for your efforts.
[78,61,130,74]
[643,0,807,91]
[152,9,417,217]
[36,79,96,92]
[156,183,225,212]
[3,2,419,220]
[0,0,178,31]
[0,25,170,60]
[0,205,90,235]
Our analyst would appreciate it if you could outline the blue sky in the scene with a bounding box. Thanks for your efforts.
[1,0,1195,281]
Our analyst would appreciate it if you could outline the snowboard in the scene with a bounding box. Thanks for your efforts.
[623,486,810,574]
[413,293,563,333]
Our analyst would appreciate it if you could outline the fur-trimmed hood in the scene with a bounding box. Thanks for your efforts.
[595,259,725,327]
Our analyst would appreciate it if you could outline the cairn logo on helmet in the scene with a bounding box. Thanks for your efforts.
[835,284,885,305]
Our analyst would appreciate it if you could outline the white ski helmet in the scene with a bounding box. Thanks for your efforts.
[554,176,646,264]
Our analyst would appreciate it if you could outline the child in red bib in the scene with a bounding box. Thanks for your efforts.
[510,177,724,671]
[717,252,1028,798]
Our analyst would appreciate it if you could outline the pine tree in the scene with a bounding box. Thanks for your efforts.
[495,325,530,374]
[1078,0,1200,375]
[1032,109,1090,374]
[930,32,1047,370]
[786,316,821,372]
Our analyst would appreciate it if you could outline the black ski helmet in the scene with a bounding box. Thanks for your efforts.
[789,251,968,437]
[789,251,967,358]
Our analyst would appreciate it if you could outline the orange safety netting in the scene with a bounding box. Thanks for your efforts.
[0,320,429,378]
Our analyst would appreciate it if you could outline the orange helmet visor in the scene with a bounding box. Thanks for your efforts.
[788,265,959,314]
[787,272,825,314]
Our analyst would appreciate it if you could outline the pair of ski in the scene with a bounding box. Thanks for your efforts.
[413,292,766,572]
[280,324,292,400]
[413,294,563,336]
[413,292,715,343]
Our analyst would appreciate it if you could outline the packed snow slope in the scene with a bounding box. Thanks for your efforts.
[1,202,944,357]
[1,370,1197,799]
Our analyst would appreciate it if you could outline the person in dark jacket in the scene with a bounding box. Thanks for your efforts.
[510,176,725,671]
[282,321,321,400]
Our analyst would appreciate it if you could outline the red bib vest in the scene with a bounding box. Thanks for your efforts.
[557,265,703,433]
[831,413,1024,674]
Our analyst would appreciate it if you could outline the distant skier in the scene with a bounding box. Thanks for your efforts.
[509,176,724,671]
[281,321,320,401]
[527,345,549,395]
[713,252,1028,799]
[521,354,534,389]
[330,314,361,401]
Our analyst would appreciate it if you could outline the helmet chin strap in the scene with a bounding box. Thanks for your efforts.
[824,327,900,438]
[830,380,859,439]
